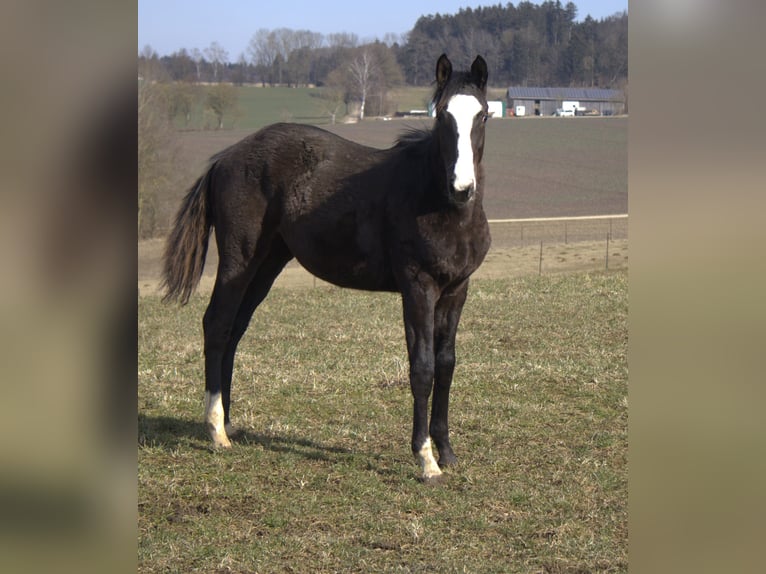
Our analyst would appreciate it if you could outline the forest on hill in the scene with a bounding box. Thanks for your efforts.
[140,2,627,90]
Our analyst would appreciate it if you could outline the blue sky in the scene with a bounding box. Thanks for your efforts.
[139,0,628,58]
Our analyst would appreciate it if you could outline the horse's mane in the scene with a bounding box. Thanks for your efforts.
[395,126,432,150]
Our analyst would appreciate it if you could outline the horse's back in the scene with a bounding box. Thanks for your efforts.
[211,123,397,290]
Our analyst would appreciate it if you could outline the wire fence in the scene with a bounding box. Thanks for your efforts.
[488,214,628,249]
[139,214,629,295]
[479,214,629,278]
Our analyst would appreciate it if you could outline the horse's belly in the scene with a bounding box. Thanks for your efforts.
[281,224,395,292]
[298,255,395,292]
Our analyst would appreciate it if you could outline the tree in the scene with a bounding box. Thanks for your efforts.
[248,29,280,85]
[205,84,238,129]
[318,77,345,124]
[365,42,404,116]
[327,32,358,49]
[138,78,177,237]
[399,1,627,87]
[164,82,199,126]
[348,48,378,120]
[164,48,196,82]
[190,48,203,82]
[232,52,249,86]
[595,12,628,87]
[204,41,229,82]
[138,45,169,82]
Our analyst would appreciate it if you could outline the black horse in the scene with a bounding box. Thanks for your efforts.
[162,54,491,482]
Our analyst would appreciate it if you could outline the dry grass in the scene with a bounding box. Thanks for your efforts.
[140,107,627,572]
[139,270,627,572]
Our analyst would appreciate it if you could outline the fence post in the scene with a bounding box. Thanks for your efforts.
[605,232,610,270]
[539,241,543,275]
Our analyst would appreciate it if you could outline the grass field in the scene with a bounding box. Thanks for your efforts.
[177,86,328,131]
[138,270,627,573]
[234,87,330,129]
[140,85,628,571]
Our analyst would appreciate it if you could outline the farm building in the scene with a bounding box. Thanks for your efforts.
[506,87,624,116]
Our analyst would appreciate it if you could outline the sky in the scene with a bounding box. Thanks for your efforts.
[138,0,628,58]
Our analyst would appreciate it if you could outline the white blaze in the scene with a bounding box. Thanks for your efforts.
[446,94,483,191]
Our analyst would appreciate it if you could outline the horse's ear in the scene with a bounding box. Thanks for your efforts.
[436,54,452,89]
[471,55,488,92]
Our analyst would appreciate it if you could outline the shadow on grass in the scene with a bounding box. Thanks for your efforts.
[138,413,352,462]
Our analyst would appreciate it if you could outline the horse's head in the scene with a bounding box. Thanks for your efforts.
[432,54,489,206]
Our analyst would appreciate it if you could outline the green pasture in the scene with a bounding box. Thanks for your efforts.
[138,270,627,572]
[235,87,328,128]
[175,86,323,131]
[176,85,437,132]
[174,84,508,132]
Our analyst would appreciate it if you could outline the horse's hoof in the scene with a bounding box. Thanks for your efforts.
[420,473,447,486]
[438,452,458,468]
[207,423,232,448]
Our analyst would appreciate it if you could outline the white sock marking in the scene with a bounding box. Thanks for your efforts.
[204,391,231,448]
[446,94,483,191]
[418,437,442,479]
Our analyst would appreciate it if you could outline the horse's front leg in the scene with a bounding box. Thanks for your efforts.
[401,281,442,482]
[431,279,470,468]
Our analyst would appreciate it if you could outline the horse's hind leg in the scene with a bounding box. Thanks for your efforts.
[203,269,253,448]
[219,237,292,437]
[203,226,290,447]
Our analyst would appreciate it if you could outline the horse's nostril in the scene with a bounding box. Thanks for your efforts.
[453,179,475,193]
[450,181,475,204]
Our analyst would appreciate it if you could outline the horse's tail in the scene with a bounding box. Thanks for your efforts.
[161,167,214,305]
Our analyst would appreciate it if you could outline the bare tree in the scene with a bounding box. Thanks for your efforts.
[381,32,404,47]
[348,48,378,120]
[204,41,229,82]
[190,48,203,82]
[138,45,168,82]
[327,32,358,49]
[247,29,279,85]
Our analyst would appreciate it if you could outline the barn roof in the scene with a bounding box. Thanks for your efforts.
[506,87,622,101]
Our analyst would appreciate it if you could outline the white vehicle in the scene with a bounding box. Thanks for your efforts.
[555,108,575,117]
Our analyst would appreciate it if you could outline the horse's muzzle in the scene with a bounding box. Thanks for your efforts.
[450,182,475,206]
